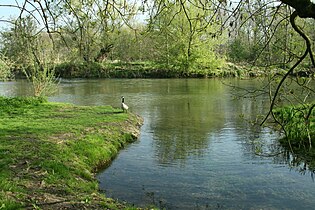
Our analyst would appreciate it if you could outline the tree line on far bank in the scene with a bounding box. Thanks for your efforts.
[0,0,314,83]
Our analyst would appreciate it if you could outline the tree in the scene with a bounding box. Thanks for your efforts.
[1,16,37,69]
[0,54,13,81]
[146,0,225,70]
[221,0,315,148]
[1,16,58,96]
[51,0,138,62]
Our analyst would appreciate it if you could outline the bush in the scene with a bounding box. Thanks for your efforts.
[274,104,315,147]
[0,96,47,108]
[0,55,13,81]
[55,62,104,78]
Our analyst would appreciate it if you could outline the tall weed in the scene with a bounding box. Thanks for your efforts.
[274,104,314,147]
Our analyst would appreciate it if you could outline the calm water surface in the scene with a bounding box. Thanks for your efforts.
[1,79,315,209]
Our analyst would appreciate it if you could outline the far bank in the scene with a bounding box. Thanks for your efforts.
[12,61,312,80]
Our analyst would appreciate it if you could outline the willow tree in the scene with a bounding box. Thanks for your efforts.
[45,0,138,62]
[144,0,225,70]
[0,14,59,96]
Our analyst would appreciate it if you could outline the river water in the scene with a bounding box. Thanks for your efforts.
[1,78,315,209]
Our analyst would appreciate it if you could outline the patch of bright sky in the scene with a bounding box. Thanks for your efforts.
[0,0,22,18]
[1,0,315,28]
[0,0,24,28]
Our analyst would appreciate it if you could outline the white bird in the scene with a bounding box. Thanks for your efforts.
[121,96,129,112]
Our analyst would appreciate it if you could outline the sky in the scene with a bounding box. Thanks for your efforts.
[0,0,24,28]
[0,0,22,18]
[1,0,315,28]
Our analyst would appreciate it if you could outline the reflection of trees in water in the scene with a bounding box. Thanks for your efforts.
[278,144,315,179]
[223,86,276,156]
[236,94,315,177]
[1,80,33,96]
[226,79,315,177]
[150,79,227,165]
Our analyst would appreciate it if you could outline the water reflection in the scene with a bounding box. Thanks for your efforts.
[278,144,315,179]
[149,80,227,165]
[0,80,32,96]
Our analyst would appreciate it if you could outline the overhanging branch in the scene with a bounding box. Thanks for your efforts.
[280,0,315,18]
[260,11,311,125]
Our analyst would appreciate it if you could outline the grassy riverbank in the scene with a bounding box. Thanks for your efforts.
[53,61,284,79]
[0,97,143,209]
[14,60,312,80]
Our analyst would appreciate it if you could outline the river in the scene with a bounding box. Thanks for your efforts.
[1,78,315,209]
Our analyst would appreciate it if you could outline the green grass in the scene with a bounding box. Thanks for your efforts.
[273,104,315,144]
[273,103,315,171]
[0,96,143,209]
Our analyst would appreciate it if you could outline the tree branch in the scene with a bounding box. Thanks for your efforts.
[260,11,310,125]
[281,0,315,18]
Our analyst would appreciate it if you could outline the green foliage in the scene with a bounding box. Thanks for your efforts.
[55,61,104,78]
[227,38,250,63]
[2,0,311,78]
[109,27,148,62]
[0,54,13,81]
[146,1,225,71]
[1,17,40,69]
[0,201,21,210]
[0,96,47,108]
[24,62,59,97]
[274,104,315,146]
[0,0,227,78]
[226,3,314,70]
[1,16,59,95]
[274,103,315,173]
[54,60,240,78]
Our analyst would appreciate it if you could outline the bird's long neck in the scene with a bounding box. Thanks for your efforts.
[122,97,125,103]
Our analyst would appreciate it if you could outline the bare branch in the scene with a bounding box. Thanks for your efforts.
[261,10,312,125]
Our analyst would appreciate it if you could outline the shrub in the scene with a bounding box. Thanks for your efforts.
[0,96,47,108]
[0,54,13,81]
[55,61,104,78]
[274,104,315,147]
